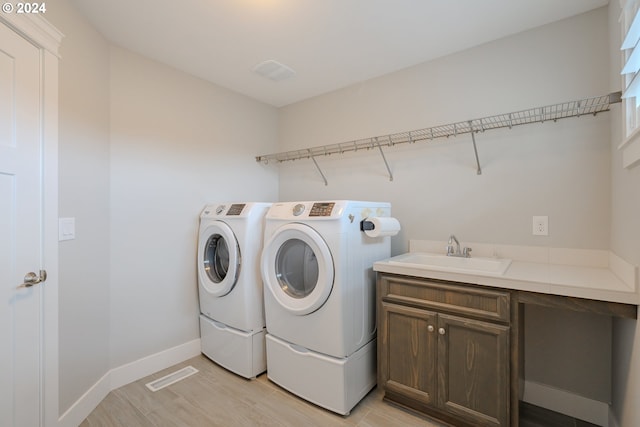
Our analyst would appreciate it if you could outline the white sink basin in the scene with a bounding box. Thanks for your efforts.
[388,252,512,276]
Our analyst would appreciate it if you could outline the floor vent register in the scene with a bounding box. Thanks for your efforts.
[145,366,199,392]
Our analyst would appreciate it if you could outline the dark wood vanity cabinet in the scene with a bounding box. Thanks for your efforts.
[377,273,512,427]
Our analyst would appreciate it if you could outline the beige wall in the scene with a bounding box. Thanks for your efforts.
[108,45,278,368]
[48,0,279,415]
[278,8,611,255]
[277,7,614,416]
[46,0,112,413]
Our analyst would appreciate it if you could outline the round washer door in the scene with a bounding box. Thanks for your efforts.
[198,221,240,297]
[262,223,334,316]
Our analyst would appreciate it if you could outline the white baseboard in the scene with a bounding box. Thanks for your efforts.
[110,339,201,390]
[523,380,610,427]
[58,338,201,427]
[57,371,110,427]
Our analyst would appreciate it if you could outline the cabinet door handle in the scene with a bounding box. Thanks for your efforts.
[428,325,434,332]
[438,327,446,335]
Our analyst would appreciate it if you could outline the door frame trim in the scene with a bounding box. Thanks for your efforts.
[0,13,63,57]
[0,13,62,427]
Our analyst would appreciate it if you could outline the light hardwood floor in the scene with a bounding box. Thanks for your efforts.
[80,354,445,427]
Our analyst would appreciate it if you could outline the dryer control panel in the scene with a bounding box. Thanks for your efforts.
[309,202,335,216]
[267,201,352,219]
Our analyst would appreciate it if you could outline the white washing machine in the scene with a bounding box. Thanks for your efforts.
[260,200,393,415]
[198,202,271,379]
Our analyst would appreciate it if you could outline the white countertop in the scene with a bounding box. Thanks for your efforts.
[374,251,639,306]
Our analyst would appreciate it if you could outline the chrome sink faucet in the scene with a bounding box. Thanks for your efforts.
[446,234,472,258]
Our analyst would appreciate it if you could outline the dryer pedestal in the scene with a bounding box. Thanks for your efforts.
[265,333,376,415]
[200,314,266,379]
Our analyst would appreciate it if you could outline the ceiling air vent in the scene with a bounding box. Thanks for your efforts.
[253,60,296,82]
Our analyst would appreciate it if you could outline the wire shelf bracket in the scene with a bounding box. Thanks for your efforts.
[375,137,394,181]
[308,149,328,186]
[469,121,482,175]
[256,92,622,184]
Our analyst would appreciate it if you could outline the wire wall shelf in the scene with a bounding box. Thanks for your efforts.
[255,92,622,185]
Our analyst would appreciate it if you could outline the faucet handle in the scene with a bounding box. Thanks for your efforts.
[462,247,472,258]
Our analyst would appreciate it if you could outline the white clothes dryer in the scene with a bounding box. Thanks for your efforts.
[198,202,270,379]
[260,200,393,415]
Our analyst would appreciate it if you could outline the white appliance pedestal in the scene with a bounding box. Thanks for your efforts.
[200,314,266,379]
[265,333,376,415]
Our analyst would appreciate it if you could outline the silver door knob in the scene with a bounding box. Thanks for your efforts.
[438,327,446,335]
[18,270,47,288]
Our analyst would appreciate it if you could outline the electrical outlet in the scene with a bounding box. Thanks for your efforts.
[532,216,548,236]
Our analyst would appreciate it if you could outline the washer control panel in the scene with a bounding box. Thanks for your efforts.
[227,203,246,216]
[203,203,247,218]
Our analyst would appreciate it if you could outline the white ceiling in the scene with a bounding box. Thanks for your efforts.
[70,0,609,107]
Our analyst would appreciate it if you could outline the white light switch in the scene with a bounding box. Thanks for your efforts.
[59,217,75,241]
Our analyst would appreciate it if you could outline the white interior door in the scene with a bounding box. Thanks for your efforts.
[0,21,47,427]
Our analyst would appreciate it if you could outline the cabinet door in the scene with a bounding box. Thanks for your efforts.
[379,302,437,405]
[437,313,509,427]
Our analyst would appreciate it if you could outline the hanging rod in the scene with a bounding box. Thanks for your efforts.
[255,92,622,177]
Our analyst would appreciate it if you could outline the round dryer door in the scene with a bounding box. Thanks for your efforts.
[262,223,334,315]
[198,221,240,297]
